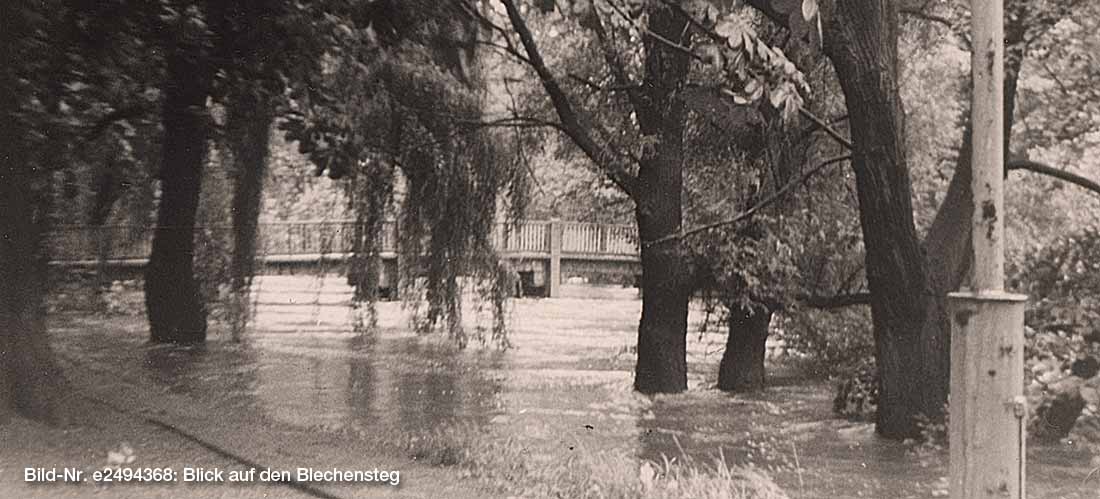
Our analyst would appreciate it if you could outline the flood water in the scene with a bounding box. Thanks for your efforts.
[51,275,1098,498]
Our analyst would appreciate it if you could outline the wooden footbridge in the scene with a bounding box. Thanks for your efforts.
[48,219,641,297]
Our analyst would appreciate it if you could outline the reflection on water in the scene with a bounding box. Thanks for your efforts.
[51,276,1098,498]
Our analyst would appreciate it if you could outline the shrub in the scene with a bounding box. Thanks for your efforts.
[832,357,878,422]
[778,306,875,375]
[1015,227,1100,441]
[1014,226,1100,341]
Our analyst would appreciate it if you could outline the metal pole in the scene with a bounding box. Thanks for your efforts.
[949,1,1028,497]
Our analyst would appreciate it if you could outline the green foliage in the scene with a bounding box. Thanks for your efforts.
[664,5,809,122]
[1013,227,1100,440]
[782,307,874,372]
[1016,226,1100,337]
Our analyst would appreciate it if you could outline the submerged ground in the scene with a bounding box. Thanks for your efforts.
[2,275,1097,498]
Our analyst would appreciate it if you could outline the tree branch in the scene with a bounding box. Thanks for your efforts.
[798,107,853,150]
[644,154,852,247]
[796,292,872,309]
[899,6,954,31]
[1007,159,1100,197]
[590,6,645,113]
[500,0,638,197]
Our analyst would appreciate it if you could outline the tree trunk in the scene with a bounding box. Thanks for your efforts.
[718,305,772,392]
[145,49,212,344]
[632,5,692,394]
[499,0,694,392]
[0,154,65,422]
[825,0,933,439]
[0,2,71,422]
[227,97,273,340]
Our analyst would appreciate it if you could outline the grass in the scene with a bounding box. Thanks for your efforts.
[387,422,788,499]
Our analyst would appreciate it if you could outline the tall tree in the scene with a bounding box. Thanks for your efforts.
[499,0,808,393]
[736,0,938,438]
[499,0,695,392]
[145,0,338,342]
[740,0,1096,437]
[144,3,219,344]
[1,0,76,421]
[825,0,931,439]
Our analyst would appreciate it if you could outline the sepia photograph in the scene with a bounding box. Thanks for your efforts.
[1,0,1098,497]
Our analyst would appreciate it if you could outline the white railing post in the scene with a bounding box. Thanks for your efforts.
[548,218,562,297]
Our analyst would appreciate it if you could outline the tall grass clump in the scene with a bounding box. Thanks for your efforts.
[393,423,787,499]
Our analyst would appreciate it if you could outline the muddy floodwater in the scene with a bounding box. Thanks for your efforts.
[50,275,1098,498]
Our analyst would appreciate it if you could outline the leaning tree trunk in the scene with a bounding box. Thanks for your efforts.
[227,96,273,340]
[632,5,692,394]
[825,0,934,439]
[718,305,773,392]
[145,49,212,344]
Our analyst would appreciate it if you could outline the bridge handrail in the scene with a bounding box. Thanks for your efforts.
[48,219,639,262]
[560,221,639,256]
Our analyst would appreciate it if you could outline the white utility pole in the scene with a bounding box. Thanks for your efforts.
[948,0,1029,497]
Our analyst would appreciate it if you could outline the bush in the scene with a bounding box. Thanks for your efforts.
[1014,226,1100,341]
[1015,227,1100,442]
[774,306,877,421]
[832,357,878,422]
[778,306,875,375]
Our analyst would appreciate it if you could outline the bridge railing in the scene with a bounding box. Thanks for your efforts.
[49,219,638,263]
[256,220,398,256]
[561,222,638,256]
[492,221,551,254]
